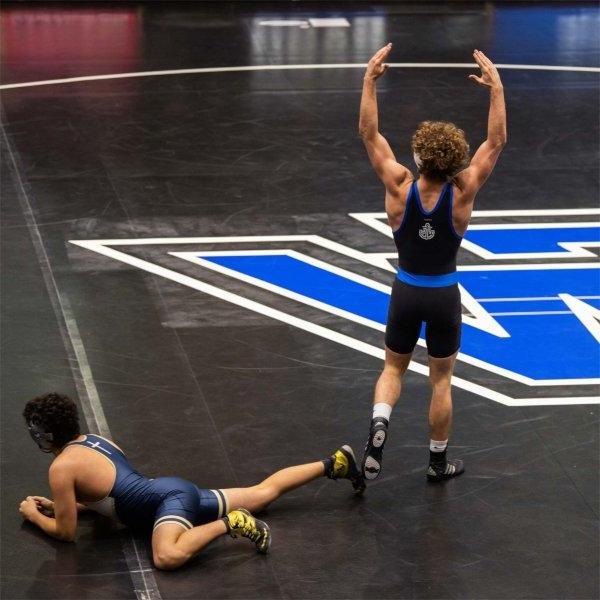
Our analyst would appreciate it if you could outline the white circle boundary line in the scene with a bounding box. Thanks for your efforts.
[1,62,598,90]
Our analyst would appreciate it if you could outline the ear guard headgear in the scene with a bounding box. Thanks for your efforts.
[28,420,54,453]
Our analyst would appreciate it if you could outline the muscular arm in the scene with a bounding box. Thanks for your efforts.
[24,463,78,542]
[31,496,88,514]
[460,50,507,192]
[359,44,411,190]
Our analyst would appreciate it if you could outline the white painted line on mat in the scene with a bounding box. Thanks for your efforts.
[459,239,599,261]
[560,294,600,343]
[477,295,600,302]
[167,248,598,388]
[67,235,600,387]
[171,251,387,333]
[1,62,598,90]
[352,209,600,220]
[352,213,600,259]
[3,128,161,600]
[69,239,600,405]
[467,222,600,230]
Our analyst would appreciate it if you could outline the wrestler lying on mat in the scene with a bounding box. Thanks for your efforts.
[19,392,364,570]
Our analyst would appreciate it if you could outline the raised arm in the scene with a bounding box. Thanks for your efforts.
[359,43,411,190]
[460,50,507,191]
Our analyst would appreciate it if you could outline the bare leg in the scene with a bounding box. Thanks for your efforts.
[151,461,327,570]
[362,346,412,479]
[428,352,457,440]
[223,461,325,513]
[426,351,464,479]
[152,521,227,570]
[372,346,412,408]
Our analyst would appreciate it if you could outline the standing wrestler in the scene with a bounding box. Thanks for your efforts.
[358,45,506,481]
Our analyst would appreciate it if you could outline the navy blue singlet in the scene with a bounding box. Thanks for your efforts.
[67,434,228,531]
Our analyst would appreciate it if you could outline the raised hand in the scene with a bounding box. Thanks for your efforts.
[469,50,503,89]
[365,43,393,81]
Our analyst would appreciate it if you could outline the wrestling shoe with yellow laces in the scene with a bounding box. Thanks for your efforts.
[223,508,271,554]
[324,445,366,494]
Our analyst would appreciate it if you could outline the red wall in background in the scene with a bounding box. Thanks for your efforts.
[1,7,142,83]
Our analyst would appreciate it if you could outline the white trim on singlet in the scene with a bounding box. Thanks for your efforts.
[153,515,193,532]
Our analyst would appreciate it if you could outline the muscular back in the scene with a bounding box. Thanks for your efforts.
[54,437,117,503]
[386,175,476,238]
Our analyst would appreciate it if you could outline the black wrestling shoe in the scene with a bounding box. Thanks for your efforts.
[362,418,389,480]
[325,445,366,494]
[224,508,271,554]
[427,453,465,482]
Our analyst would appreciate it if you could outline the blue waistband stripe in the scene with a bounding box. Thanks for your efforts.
[397,269,458,287]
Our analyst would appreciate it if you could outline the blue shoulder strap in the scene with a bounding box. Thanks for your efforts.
[69,434,120,457]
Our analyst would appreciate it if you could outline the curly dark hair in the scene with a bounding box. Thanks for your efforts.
[23,393,80,449]
[412,121,470,180]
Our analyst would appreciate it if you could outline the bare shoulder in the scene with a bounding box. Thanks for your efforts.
[54,444,92,469]
[454,170,479,198]
[385,177,414,231]
[451,176,477,234]
[49,454,77,480]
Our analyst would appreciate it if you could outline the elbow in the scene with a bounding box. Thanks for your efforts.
[358,127,374,142]
[55,527,76,542]
[491,135,507,149]
[358,118,374,140]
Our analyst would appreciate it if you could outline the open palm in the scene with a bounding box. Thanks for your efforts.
[469,50,502,88]
[366,44,393,80]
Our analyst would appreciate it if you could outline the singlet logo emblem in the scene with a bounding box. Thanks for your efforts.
[419,222,435,240]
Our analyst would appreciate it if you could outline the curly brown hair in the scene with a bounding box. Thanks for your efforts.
[23,392,80,449]
[411,121,470,180]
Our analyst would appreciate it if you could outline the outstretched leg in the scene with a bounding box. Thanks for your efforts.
[223,460,325,513]
[427,352,464,481]
[152,449,362,570]
[224,445,363,513]
[362,346,412,480]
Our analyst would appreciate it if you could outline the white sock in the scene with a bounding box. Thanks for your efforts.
[372,403,392,422]
[430,439,448,453]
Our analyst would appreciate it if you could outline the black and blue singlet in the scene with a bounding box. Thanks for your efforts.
[67,434,229,532]
[385,180,463,358]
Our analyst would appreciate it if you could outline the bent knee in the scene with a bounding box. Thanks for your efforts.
[153,548,190,571]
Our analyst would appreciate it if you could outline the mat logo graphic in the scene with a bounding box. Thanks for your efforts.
[70,212,600,407]
[418,222,435,240]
